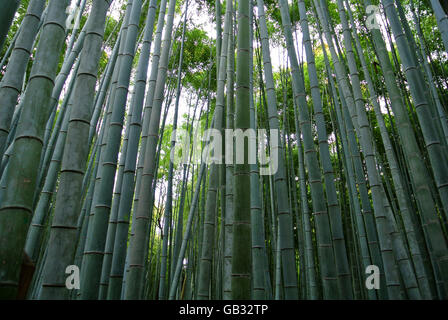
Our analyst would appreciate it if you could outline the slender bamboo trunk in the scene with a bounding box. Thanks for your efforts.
[315,0,404,299]
[124,0,177,299]
[300,0,353,298]
[159,0,189,299]
[222,0,235,301]
[430,0,448,53]
[107,0,161,300]
[35,26,88,200]
[231,0,252,299]
[381,0,448,219]
[259,0,300,300]
[249,5,267,301]
[25,60,80,264]
[280,0,338,299]
[361,0,448,298]
[79,0,143,300]
[0,0,21,52]
[345,0,432,299]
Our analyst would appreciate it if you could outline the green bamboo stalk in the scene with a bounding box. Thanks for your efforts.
[0,0,46,157]
[98,110,132,299]
[169,106,198,297]
[124,0,177,299]
[410,0,448,143]
[80,0,143,300]
[88,32,122,149]
[73,142,101,280]
[0,0,71,299]
[196,0,232,300]
[170,97,204,288]
[284,117,304,299]
[169,152,209,299]
[258,0,301,300]
[65,0,87,59]
[326,68,375,299]
[249,3,266,300]
[332,0,423,299]
[345,0,432,299]
[0,26,19,71]
[231,0,252,299]
[35,27,88,200]
[381,0,448,221]
[315,0,406,299]
[222,0,234,300]
[299,0,353,298]
[100,0,158,298]
[25,60,80,264]
[280,0,339,299]
[120,1,170,287]
[37,0,113,300]
[430,0,448,53]
[107,0,161,300]
[362,0,448,298]
[0,0,21,52]
[159,0,188,299]
[216,0,222,73]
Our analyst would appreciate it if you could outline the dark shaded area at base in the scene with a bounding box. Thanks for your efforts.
[0,300,444,319]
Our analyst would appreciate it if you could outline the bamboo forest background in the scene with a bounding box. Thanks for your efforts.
[0,0,448,300]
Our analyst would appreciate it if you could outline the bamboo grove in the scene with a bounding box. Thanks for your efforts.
[0,0,448,300]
